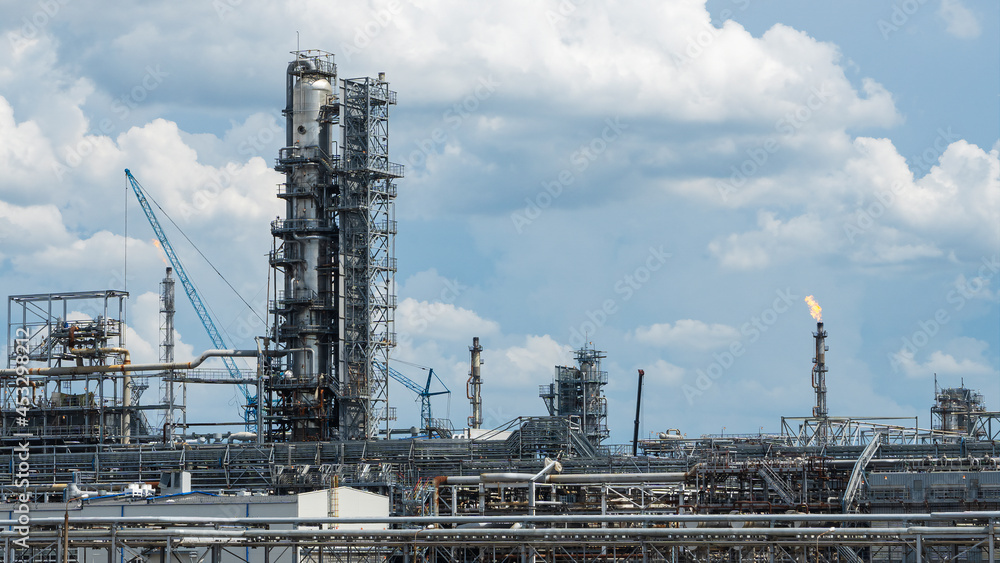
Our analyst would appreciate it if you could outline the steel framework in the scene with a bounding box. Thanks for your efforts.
[1,513,997,563]
[2,291,141,445]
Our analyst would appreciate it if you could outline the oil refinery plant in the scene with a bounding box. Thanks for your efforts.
[0,49,998,563]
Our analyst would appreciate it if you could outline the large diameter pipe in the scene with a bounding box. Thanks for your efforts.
[0,350,276,377]
[434,471,688,486]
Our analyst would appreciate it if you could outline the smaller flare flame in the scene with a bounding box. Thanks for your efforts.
[152,239,168,266]
[804,295,822,322]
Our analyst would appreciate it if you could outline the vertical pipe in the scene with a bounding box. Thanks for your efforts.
[987,519,995,562]
[632,369,644,456]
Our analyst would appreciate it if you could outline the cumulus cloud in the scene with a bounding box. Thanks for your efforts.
[891,337,995,379]
[894,349,994,379]
[634,319,739,350]
[708,138,998,270]
[397,297,500,342]
[938,0,981,39]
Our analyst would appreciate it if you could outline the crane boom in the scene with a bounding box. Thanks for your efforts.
[377,362,449,435]
[125,169,257,427]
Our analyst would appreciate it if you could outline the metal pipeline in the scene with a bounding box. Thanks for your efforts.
[530,458,562,482]
[7,525,996,544]
[434,470,689,486]
[0,349,277,377]
[7,510,1000,527]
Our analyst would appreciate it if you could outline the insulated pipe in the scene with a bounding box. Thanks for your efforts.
[530,458,562,482]
[548,472,687,484]
[0,350,277,377]
[434,471,689,486]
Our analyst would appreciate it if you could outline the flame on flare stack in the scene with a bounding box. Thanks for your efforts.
[804,295,822,322]
[152,239,168,265]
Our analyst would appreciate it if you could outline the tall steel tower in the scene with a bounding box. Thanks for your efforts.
[268,50,402,441]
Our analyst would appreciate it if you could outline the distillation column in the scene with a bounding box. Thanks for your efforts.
[269,50,402,441]
[270,51,340,441]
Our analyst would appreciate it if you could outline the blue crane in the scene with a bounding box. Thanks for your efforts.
[378,362,450,436]
[125,169,257,430]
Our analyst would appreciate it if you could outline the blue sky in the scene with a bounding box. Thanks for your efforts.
[0,0,996,442]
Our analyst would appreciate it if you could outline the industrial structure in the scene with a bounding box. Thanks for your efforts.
[267,50,402,442]
[540,346,609,447]
[0,49,998,563]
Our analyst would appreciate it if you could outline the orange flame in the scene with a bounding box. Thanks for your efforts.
[804,295,822,322]
[152,239,168,265]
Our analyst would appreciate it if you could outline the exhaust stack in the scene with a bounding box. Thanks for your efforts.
[812,321,828,419]
[467,337,483,429]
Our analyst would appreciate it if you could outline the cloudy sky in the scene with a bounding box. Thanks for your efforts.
[1,0,997,441]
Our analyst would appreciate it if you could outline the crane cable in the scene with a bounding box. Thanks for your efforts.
[133,178,266,327]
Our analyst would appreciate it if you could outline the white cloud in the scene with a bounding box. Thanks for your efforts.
[397,297,500,343]
[708,211,835,270]
[896,349,993,379]
[892,337,995,379]
[647,359,685,386]
[707,138,998,270]
[938,0,981,39]
[634,319,739,350]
